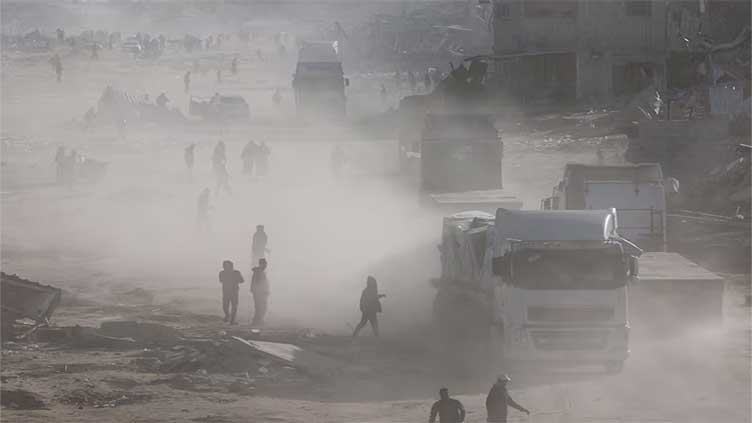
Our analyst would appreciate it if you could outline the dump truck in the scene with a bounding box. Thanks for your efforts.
[541,163,676,251]
[292,41,348,121]
[416,113,522,213]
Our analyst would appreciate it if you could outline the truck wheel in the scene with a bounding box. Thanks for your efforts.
[605,361,624,374]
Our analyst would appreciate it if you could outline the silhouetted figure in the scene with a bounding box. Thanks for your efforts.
[196,188,211,233]
[485,375,529,422]
[219,260,244,325]
[408,71,416,92]
[255,142,270,176]
[231,57,238,75]
[184,71,191,93]
[380,84,387,107]
[250,258,269,326]
[424,72,432,92]
[54,146,66,183]
[251,225,268,264]
[212,141,230,195]
[184,143,196,179]
[91,42,100,59]
[215,162,232,196]
[272,89,282,106]
[241,140,258,175]
[430,388,466,423]
[50,54,62,82]
[212,141,227,172]
[62,149,78,189]
[352,276,385,337]
[56,28,64,43]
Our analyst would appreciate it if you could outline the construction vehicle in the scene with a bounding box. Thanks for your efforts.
[437,208,637,372]
[292,41,348,120]
[541,163,676,251]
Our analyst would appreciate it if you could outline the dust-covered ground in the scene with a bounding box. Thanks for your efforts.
[2,4,751,423]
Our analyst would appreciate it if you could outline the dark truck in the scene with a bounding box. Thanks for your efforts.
[418,113,521,213]
[292,42,348,121]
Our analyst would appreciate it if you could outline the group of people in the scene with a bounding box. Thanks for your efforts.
[240,139,270,177]
[430,377,530,423]
[218,225,270,326]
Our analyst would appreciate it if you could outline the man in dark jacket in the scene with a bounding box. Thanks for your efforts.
[429,387,465,423]
[250,258,269,326]
[486,375,529,422]
[352,276,385,337]
[219,260,244,324]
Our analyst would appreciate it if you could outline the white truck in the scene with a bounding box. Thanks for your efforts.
[541,163,675,251]
[436,208,638,372]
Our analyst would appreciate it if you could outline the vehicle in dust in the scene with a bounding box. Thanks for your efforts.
[436,208,639,373]
[189,94,250,121]
[292,41,348,121]
[541,163,675,251]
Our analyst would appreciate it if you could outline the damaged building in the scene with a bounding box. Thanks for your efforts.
[490,0,750,106]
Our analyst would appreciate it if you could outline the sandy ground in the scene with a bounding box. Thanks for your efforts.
[2,25,751,423]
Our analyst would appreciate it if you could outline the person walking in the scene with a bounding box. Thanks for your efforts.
[485,375,530,423]
[250,258,270,326]
[241,140,258,176]
[54,146,66,183]
[196,188,211,233]
[251,225,269,264]
[352,276,385,337]
[429,387,466,423]
[50,54,63,83]
[184,143,196,180]
[219,260,244,324]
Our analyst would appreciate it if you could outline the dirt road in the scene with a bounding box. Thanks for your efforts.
[2,22,750,423]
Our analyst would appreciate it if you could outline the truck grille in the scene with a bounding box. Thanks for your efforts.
[527,306,614,322]
[531,330,608,351]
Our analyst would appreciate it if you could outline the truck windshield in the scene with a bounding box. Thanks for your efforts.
[511,250,625,290]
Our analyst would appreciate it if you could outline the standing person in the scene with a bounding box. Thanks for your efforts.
[219,260,244,324]
[196,188,211,233]
[184,71,191,93]
[272,88,282,106]
[241,140,258,176]
[212,140,227,172]
[408,71,416,92]
[485,375,530,423]
[184,143,196,180]
[424,72,432,92]
[251,225,269,263]
[380,84,387,108]
[255,142,270,176]
[231,56,238,75]
[50,54,63,83]
[429,388,466,423]
[214,161,232,196]
[250,258,270,326]
[56,28,65,43]
[352,276,385,337]
[54,146,66,183]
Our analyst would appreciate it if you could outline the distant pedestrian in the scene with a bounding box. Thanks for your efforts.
[272,89,282,106]
[184,71,191,93]
[214,162,232,196]
[231,56,238,75]
[250,258,270,326]
[196,188,211,233]
[219,260,244,325]
[184,143,196,179]
[429,388,466,423]
[380,84,387,107]
[56,28,65,43]
[251,225,269,263]
[54,146,66,183]
[91,42,100,59]
[50,54,62,83]
[241,140,258,176]
[485,375,529,422]
[408,71,416,92]
[352,276,385,337]
[424,72,432,92]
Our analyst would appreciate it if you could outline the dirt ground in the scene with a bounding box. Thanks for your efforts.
[2,16,751,423]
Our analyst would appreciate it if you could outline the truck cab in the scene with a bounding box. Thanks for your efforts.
[492,209,639,371]
[541,163,672,251]
[292,42,347,121]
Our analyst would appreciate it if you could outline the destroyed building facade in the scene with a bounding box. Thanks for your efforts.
[491,0,750,105]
